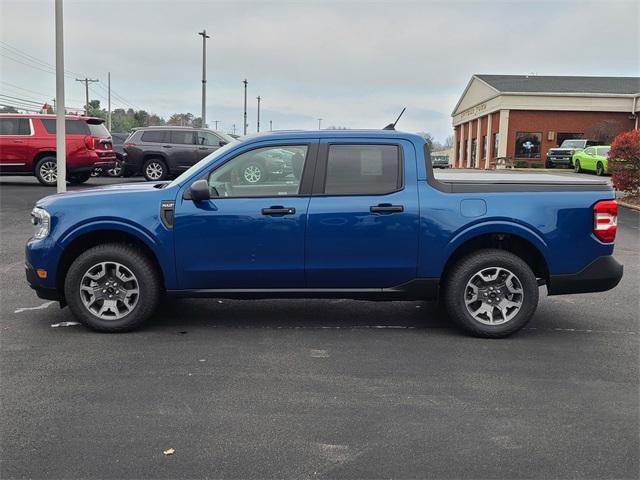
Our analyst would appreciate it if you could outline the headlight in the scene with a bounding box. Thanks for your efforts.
[31,207,51,240]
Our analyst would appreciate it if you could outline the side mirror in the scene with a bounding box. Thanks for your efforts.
[219,141,227,147]
[187,179,210,201]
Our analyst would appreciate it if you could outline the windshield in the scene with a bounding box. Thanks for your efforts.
[216,131,238,144]
[562,140,584,148]
[167,141,238,187]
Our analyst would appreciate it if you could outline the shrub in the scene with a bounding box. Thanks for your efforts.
[609,129,640,195]
[515,160,528,168]
[531,162,544,169]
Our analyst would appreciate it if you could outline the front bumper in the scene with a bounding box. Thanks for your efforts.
[546,155,573,166]
[547,255,623,295]
[25,262,60,301]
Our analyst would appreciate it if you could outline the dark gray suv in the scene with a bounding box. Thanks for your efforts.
[123,127,237,181]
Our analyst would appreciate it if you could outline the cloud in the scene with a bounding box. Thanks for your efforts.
[1,0,638,139]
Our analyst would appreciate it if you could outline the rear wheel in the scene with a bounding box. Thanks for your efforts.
[596,161,604,176]
[574,160,582,173]
[443,249,539,338]
[35,156,58,186]
[142,158,167,181]
[64,243,161,332]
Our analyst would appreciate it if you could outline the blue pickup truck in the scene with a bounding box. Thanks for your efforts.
[26,130,623,337]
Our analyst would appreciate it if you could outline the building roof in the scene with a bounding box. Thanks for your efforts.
[475,74,640,95]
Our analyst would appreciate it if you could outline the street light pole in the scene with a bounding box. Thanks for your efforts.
[243,79,248,135]
[107,71,111,131]
[198,29,210,128]
[318,118,322,130]
[269,120,272,131]
[256,96,261,132]
[55,0,66,193]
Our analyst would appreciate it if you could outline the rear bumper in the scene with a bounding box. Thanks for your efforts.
[547,255,623,295]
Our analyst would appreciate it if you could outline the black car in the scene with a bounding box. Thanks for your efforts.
[122,127,238,181]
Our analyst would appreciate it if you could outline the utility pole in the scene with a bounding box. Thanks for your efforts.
[269,120,272,131]
[75,77,98,116]
[107,71,111,131]
[55,0,66,193]
[318,118,322,130]
[198,29,210,128]
[51,98,56,112]
[232,123,236,135]
[256,96,261,132]
[243,79,248,135]
[213,120,220,130]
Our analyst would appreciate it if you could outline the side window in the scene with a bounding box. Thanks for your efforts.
[585,147,596,155]
[208,145,308,198]
[140,130,168,143]
[196,131,221,146]
[41,119,90,135]
[0,118,30,135]
[324,144,401,195]
[170,130,195,145]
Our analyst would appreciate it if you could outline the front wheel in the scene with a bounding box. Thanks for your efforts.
[574,160,582,173]
[64,243,161,332]
[106,159,123,177]
[241,162,264,184]
[443,249,539,338]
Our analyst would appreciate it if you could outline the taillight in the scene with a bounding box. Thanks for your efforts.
[124,143,134,148]
[84,135,95,150]
[593,200,617,243]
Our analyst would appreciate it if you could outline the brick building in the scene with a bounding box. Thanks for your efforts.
[451,75,640,168]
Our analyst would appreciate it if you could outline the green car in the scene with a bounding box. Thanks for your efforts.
[572,145,611,176]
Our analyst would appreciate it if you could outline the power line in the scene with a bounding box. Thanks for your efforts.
[0,40,85,78]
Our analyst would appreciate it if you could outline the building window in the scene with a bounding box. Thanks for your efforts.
[482,135,487,159]
[515,132,542,158]
[471,138,477,167]
[493,133,499,158]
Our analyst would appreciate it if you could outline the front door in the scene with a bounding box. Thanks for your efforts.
[194,130,222,161]
[174,142,318,289]
[306,140,419,288]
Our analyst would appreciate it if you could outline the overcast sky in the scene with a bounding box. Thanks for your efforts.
[1,0,638,140]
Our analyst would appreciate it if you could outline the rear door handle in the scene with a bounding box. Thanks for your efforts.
[13,140,25,144]
[370,204,404,213]
[162,145,172,148]
[198,147,211,150]
[261,206,296,216]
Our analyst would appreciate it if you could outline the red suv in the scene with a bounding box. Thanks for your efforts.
[0,114,116,186]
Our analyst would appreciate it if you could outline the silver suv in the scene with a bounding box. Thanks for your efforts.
[123,127,237,181]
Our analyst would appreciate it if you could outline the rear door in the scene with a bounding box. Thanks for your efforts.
[169,130,197,172]
[0,117,32,172]
[305,139,419,288]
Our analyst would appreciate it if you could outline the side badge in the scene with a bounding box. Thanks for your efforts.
[160,200,175,229]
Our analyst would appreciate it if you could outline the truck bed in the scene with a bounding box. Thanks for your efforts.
[431,171,611,192]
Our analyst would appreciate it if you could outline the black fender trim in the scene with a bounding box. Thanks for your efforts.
[547,255,623,295]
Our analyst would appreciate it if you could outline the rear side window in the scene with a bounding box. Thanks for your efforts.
[41,119,90,135]
[170,130,195,145]
[0,118,30,135]
[140,130,169,143]
[324,144,401,195]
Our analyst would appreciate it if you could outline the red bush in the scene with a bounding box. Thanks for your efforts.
[608,129,640,194]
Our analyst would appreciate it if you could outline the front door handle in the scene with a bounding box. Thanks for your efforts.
[13,140,25,144]
[370,204,404,213]
[261,206,296,216]
[162,145,172,148]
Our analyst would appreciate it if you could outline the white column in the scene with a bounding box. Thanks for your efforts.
[475,119,481,169]
[497,109,510,158]
[452,128,458,167]
[466,121,472,168]
[458,124,465,168]
[485,114,492,169]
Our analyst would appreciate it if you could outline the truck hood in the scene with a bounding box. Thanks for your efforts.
[36,181,171,208]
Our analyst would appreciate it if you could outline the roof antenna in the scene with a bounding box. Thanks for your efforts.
[383,107,406,130]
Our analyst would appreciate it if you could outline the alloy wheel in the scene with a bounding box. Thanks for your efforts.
[79,261,140,320]
[464,266,524,325]
[145,162,164,180]
[243,164,262,184]
[40,161,57,184]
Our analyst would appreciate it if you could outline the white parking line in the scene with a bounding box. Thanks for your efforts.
[14,301,56,313]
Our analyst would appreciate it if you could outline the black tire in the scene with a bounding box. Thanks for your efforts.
[596,162,604,176]
[142,158,168,181]
[68,172,91,184]
[34,156,58,186]
[545,161,554,168]
[574,160,582,173]
[241,161,265,184]
[64,243,161,332]
[443,249,539,338]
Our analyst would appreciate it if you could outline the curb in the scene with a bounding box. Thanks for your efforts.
[617,200,640,212]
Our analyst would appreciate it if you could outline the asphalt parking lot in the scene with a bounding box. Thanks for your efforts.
[1,175,638,479]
